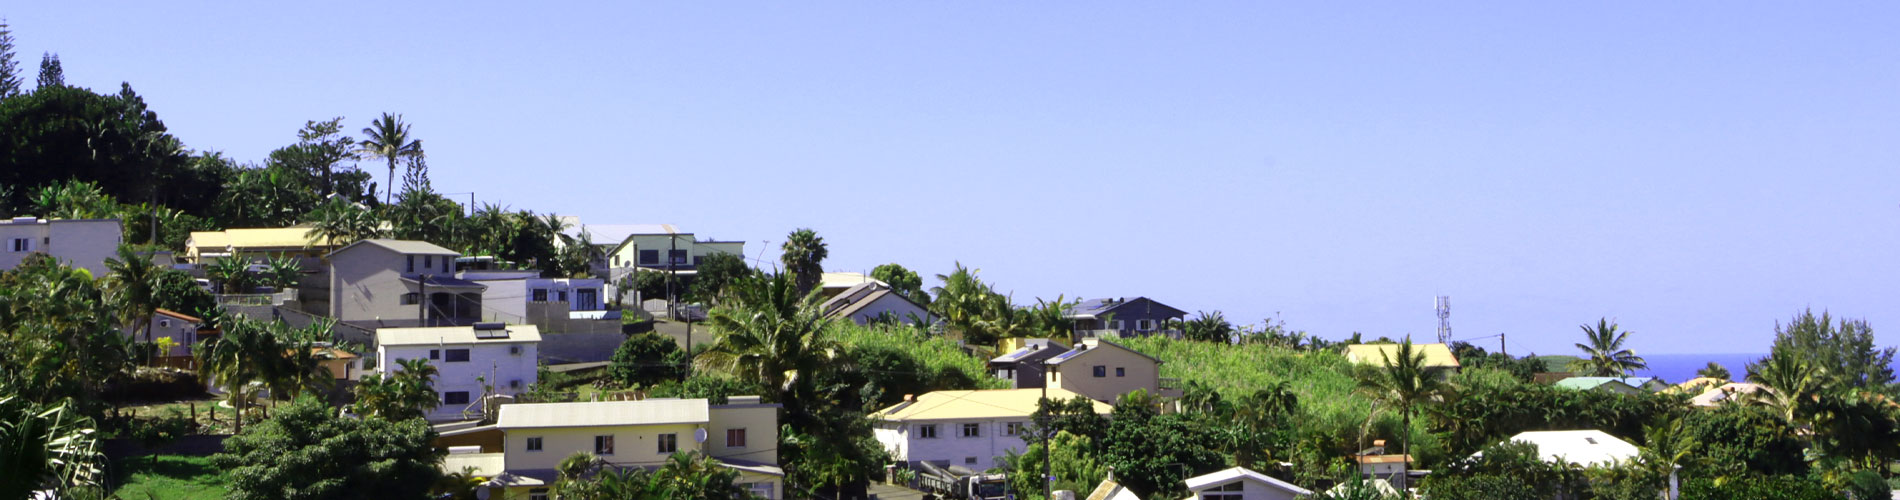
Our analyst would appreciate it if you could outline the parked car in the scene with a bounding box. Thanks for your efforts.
[670,303,708,322]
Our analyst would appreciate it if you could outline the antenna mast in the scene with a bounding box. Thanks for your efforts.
[1435,295,1452,344]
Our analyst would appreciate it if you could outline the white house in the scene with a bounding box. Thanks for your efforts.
[375,323,541,422]
[818,281,928,325]
[871,388,1110,471]
[0,217,122,276]
[460,270,609,323]
[1184,467,1313,500]
[1497,430,1678,499]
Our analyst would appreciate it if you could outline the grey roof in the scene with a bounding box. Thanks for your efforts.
[496,399,710,429]
[377,324,542,346]
[990,342,1070,364]
[1065,297,1188,319]
[820,282,926,320]
[566,224,683,246]
[402,275,489,289]
[327,239,460,258]
[1046,338,1162,365]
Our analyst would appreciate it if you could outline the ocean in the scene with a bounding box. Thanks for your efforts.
[1630,353,1766,384]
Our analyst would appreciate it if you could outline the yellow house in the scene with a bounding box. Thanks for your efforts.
[443,397,783,499]
[1043,338,1180,402]
[184,227,339,264]
[1342,343,1462,371]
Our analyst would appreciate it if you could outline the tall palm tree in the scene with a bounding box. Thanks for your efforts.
[1355,338,1446,474]
[695,272,839,408]
[103,245,160,343]
[1569,318,1648,377]
[779,228,828,297]
[302,196,382,247]
[1745,348,1823,424]
[356,113,423,205]
[196,320,273,434]
[929,262,995,339]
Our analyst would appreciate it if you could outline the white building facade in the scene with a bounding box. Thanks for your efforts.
[375,324,541,422]
[871,389,1109,471]
[0,217,122,275]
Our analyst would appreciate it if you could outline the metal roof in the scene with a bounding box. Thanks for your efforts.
[1552,377,1641,392]
[871,388,1108,422]
[1064,297,1187,319]
[1183,467,1314,496]
[376,324,542,346]
[496,399,710,429]
[187,227,337,250]
[1045,338,1161,366]
[1505,430,1640,467]
[990,343,1069,363]
[327,238,460,258]
[401,275,489,289]
[566,224,684,245]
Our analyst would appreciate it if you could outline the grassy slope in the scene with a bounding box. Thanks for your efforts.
[829,323,1008,390]
[113,454,227,500]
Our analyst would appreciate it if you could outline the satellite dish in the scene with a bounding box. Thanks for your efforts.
[476,487,491,500]
[694,428,709,444]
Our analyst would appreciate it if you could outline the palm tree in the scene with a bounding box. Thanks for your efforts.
[0,394,104,499]
[302,196,382,247]
[779,228,828,297]
[1569,318,1648,377]
[356,113,423,205]
[1697,361,1732,381]
[196,320,273,434]
[695,272,839,408]
[929,262,995,339]
[1746,348,1823,424]
[205,256,252,295]
[1355,338,1446,474]
[103,245,160,344]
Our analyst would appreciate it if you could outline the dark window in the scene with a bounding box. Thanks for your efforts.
[400,293,420,305]
[1092,365,1106,378]
[429,349,440,360]
[658,433,678,453]
[693,256,704,266]
[727,428,746,448]
[533,289,548,302]
[1117,367,1126,377]
[526,437,543,451]
[529,489,549,500]
[424,255,433,270]
[576,289,598,309]
[407,255,415,272]
[918,425,938,439]
[557,290,568,302]
[961,423,981,437]
[639,250,659,265]
[10,238,27,252]
[668,249,688,264]
[442,257,450,273]
[595,435,614,455]
[444,391,470,405]
[445,349,470,362]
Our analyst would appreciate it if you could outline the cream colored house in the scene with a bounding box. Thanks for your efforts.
[1044,338,1179,402]
[598,224,745,283]
[328,239,483,327]
[0,217,121,276]
[184,227,339,264]
[872,388,1109,471]
[1184,467,1313,500]
[444,397,784,499]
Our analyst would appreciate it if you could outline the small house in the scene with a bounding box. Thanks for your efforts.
[1183,466,1314,500]
[1044,338,1178,402]
[872,388,1110,471]
[1552,377,1643,395]
[375,323,540,422]
[819,281,928,325]
[989,340,1070,389]
[1065,297,1187,339]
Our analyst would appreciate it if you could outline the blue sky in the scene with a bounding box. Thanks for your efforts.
[11,2,1899,355]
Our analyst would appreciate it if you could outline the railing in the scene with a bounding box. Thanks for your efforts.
[216,289,298,306]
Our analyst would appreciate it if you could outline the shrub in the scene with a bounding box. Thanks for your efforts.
[1679,474,1836,500]
[608,332,684,387]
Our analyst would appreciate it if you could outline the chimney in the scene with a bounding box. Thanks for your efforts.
[903,394,914,402]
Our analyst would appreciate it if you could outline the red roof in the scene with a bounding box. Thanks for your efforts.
[154,308,202,322]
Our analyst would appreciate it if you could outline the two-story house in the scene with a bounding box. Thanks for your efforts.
[819,281,929,325]
[872,388,1110,471]
[1043,338,1178,402]
[460,270,608,319]
[988,340,1069,389]
[1065,297,1188,339]
[329,239,485,328]
[0,216,122,276]
[375,323,540,422]
[441,397,784,499]
[594,224,745,284]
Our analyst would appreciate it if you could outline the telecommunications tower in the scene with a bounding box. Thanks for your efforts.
[1435,296,1452,344]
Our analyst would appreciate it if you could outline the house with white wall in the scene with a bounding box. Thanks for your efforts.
[0,217,122,276]
[872,388,1110,471]
[439,397,784,499]
[460,270,608,321]
[589,224,745,284]
[1184,467,1313,500]
[375,323,540,422]
[329,239,484,328]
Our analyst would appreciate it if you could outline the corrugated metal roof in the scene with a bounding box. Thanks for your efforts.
[1046,338,1160,366]
[1505,430,1639,467]
[1183,467,1314,496]
[1342,343,1462,368]
[1553,377,1639,392]
[376,324,542,346]
[496,399,710,429]
[871,388,1109,422]
[188,227,336,250]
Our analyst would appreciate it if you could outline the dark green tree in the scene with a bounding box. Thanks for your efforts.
[870,263,928,304]
[1696,361,1731,380]
[780,228,828,297]
[216,395,444,500]
[1102,390,1226,498]
[1763,309,1893,388]
[609,332,685,387]
[0,255,133,415]
[689,252,752,302]
[1182,310,1234,343]
[266,117,357,196]
[152,269,216,318]
[35,52,59,89]
[1569,318,1647,377]
[351,358,440,421]
[0,84,193,214]
[0,20,19,98]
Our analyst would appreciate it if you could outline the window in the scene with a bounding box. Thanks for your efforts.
[965,456,977,465]
[407,255,415,272]
[10,238,29,252]
[668,249,688,264]
[1117,367,1126,377]
[576,289,598,309]
[557,290,568,302]
[533,289,548,302]
[693,256,704,266]
[727,428,747,448]
[1203,481,1244,500]
[746,483,774,499]
[526,437,543,452]
[445,349,470,362]
[917,424,938,439]
[1137,319,1156,332]
[1092,365,1107,378]
[1005,422,1024,436]
[444,391,470,405]
[961,423,981,438]
[639,250,660,265]
[529,488,549,500]
[424,255,434,270]
[429,349,440,360]
[1109,319,1125,331]
[442,257,450,273]
[657,433,678,453]
[594,435,615,455]
[401,293,420,305]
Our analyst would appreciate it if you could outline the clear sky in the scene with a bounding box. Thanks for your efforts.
[10,2,1899,355]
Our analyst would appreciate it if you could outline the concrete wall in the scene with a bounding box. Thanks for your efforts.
[379,340,538,422]
[709,402,780,465]
[1048,343,1160,402]
[880,418,1033,471]
[504,422,703,470]
[0,218,121,275]
[331,243,470,324]
[131,314,201,357]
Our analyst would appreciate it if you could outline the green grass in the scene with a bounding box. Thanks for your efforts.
[113,454,227,500]
[829,323,1008,390]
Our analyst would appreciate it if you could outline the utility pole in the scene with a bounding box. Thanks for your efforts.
[1041,354,1051,500]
